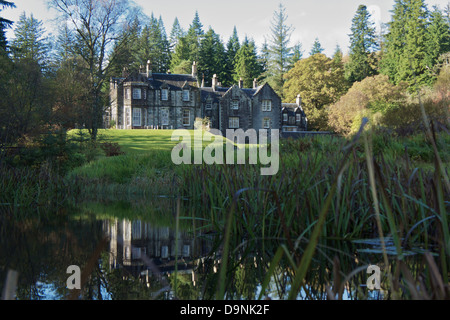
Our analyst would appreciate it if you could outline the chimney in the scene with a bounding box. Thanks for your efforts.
[192,61,197,78]
[253,78,257,89]
[296,94,302,106]
[238,78,243,88]
[146,60,152,78]
[212,74,218,90]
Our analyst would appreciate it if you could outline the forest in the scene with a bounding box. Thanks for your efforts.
[0,0,449,145]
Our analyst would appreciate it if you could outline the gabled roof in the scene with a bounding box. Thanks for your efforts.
[282,103,306,115]
[150,73,199,90]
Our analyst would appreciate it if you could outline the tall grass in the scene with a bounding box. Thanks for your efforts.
[177,125,449,299]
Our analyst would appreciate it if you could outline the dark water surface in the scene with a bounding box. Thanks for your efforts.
[1,198,426,300]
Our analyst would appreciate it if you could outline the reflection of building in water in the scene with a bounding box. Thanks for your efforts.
[103,219,213,277]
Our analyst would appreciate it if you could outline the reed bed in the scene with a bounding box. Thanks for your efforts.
[177,126,449,300]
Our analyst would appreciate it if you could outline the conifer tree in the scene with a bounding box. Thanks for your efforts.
[198,27,226,86]
[169,17,184,52]
[0,0,15,51]
[185,10,204,63]
[425,6,450,72]
[309,37,324,56]
[266,3,294,99]
[223,26,240,86]
[380,0,431,89]
[345,5,378,83]
[11,13,50,69]
[233,37,262,88]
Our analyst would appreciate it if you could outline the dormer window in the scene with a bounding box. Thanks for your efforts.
[283,113,288,122]
[296,114,301,122]
[231,100,239,110]
[206,101,212,109]
[182,89,190,101]
[132,88,141,99]
[161,89,168,101]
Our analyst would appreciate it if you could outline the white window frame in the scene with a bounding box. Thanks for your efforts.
[263,117,271,129]
[231,100,239,110]
[132,88,141,99]
[262,100,272,112]
[182,89,190,101]
[283,113,288,122]
[229,117,239,129]
[182,109,190,126]
[132,108,141,126]
[161,88,168,101]
[296,113,301,122]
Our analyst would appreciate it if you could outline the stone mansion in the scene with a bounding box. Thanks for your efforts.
[109,61,307,135]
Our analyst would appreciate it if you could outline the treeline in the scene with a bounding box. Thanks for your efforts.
[0,0,449,147]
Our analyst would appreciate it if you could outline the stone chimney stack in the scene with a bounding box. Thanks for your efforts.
[238,78,244,88]
[296,94,302,106]
[253,78,258,89]
[192,61,198,78]
[146,60,152,78]
[212,74,218,90]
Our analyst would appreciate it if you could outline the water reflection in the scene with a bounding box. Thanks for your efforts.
[1,199,427,300]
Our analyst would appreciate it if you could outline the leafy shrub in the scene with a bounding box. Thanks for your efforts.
[100,142,124,157]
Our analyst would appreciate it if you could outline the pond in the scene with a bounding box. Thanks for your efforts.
[0,197,435,300]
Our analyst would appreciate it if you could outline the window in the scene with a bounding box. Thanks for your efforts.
[206,101,212,109]
[289,116,295,125]
[229,117,239,129]
[296,114,301,122]
[132,88,141,99]
[182,109,190,126]
[161,89,168,100]
[161,108,169,125]
[182,89,190,101]
[231,100,239,110]
[125,88,130,99]
[132,108,141,126]
[283,113,288,122]
[143,89,147,100]
[262,100,272,111]
[263,117,271,129]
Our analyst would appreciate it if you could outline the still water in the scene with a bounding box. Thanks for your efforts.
[0,198,402,300]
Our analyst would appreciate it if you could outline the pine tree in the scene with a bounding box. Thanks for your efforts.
[223,26,240,86]
[425,6,450,71]
[267,3,294,99]
[198,27,226,86]
[185,10,204,63]
[11,13,50,68]
[169,17,184,52]
[233,37,262,88]
[309,37,324,56]
[345,5,378,83]
[288,41,303,69]
[380,0,431,89]
[0,0,15,51]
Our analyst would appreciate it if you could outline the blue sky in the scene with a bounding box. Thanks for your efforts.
[3,0,450,57]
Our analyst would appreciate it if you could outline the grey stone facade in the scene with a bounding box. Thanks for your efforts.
[109,61,305,135]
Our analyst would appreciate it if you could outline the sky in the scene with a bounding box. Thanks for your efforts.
[2,0,450,57]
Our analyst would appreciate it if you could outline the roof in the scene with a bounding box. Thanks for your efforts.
[151,73,199,90]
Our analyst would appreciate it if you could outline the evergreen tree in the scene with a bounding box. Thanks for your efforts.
[0,0,15,51]
[258,37,270,81]
[198,27,226,86]
[169,17,184,52]
[332,45,343,65]
[170,35,191,73]
[185,10,204,62]
[345,5,378,83]
[425,6,450,71]
[11,13,50,68]
[380,0,431,89]
[223,26,240,86]
[288,41,303,69]
[233,36,262,88]
[266,3,294,99]
[309,37,324,55]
